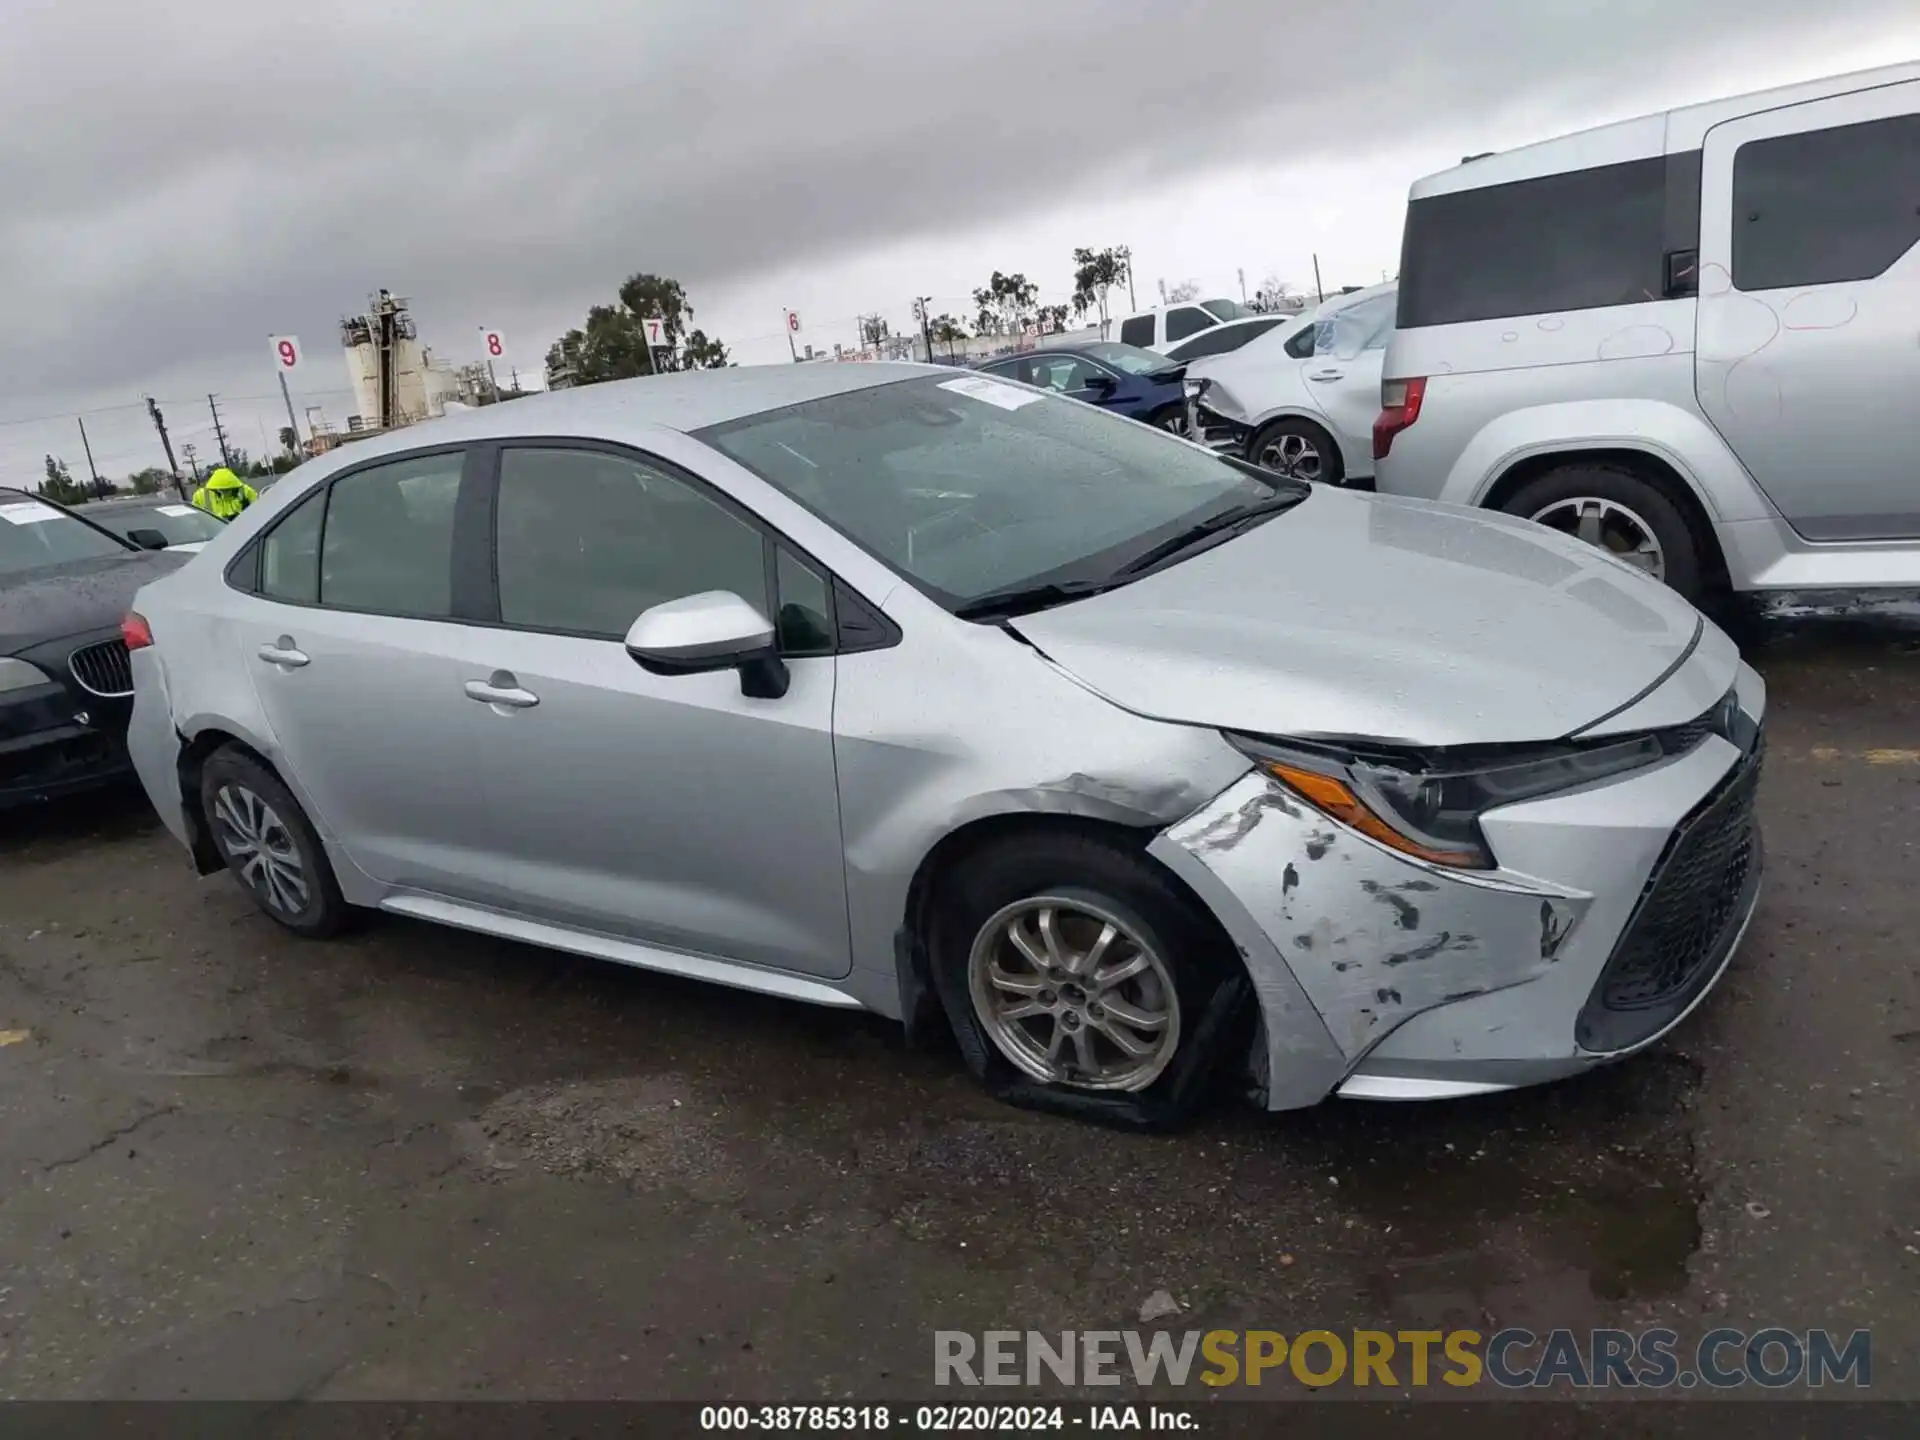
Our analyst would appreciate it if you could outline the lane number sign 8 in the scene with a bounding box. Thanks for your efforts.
[271,335,303,371]
[481,329,507,358]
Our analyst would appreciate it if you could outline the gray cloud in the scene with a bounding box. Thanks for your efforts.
[4,0,1915,406]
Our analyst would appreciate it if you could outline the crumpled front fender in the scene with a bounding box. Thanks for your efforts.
[1149,773,1589,1110]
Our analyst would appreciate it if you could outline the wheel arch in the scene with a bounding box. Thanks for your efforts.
[1481,446,1731,591]
[892,811,1236,1047]
[175,726,282,875]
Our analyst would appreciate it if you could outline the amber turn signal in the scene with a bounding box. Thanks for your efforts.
[1257,759,1486,869]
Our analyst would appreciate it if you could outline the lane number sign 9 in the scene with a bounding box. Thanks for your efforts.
[481,328,507,358]
[271,335,303,371]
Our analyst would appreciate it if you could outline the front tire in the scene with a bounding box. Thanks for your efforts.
[1147,404,1190,437]
[199,747,350,937]
[1247,417,1343,485]
[926,831,1250,1130]
[1502,463,1706,602]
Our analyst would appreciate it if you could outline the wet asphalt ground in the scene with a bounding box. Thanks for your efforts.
[0,596,1915,1409]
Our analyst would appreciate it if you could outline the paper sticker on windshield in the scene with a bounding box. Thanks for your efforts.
[938,375,1042,411]
[156,504,196,517]
[0,502,61,525]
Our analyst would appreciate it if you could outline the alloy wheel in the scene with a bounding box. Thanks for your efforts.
[1527,496,1666,581]
[211,784,310,917]
[967,896,1181,1092]
[1158,412,1190,437]
[1256,430,1322,481]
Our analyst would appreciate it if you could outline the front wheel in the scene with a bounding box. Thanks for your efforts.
[927,832,1250,1130]
[1147,404,1191,437]
[1247,417,1343,485]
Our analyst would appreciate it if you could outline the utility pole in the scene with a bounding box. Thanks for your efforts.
[145,396,185,500]
[1157,277,1168,305]
[76,417,104,498]
[207,394,233,468]
[1119,247,1135,311]
[914,297,934,365]
[1312,253,1325,305]
[1238,268,1247,304]
[181,443,201,485]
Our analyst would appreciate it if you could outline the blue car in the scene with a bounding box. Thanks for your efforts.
[976,341,1190,434]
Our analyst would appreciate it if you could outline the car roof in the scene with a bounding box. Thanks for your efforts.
[1411,60,1920,198]
[280,362,946,473]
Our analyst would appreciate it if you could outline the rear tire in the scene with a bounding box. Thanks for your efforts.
[925,831,1251,1131]
[1502,463,1706,603]
[1247,417,1344,485]
[199,747,350,938]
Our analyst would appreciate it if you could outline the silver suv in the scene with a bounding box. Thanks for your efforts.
[1373,63,1920,603]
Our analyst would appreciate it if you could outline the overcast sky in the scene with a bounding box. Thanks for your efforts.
[3,1,1916,487]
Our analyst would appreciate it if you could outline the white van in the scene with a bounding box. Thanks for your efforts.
[1373,62,1920,601]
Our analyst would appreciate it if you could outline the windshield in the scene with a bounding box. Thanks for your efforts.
[0,496,131,577]
[1076,342,1168,376]
[1201,298,1252,321]
[94,503,226,546]
[699,374,1293,608]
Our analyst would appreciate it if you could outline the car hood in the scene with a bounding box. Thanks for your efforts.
[1008,488,1714,747]
[0,550,187,654]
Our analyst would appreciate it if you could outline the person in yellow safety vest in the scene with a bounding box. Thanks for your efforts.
[190,466,259,520]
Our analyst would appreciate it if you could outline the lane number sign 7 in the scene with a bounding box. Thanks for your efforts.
[271,335,303,371]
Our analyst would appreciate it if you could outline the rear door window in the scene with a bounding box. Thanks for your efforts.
[1397,155,1684,326]
[318,453,463,618]
[1118,315,1155,347]
[1164,307,1216,342]
[1731,112,1920,290]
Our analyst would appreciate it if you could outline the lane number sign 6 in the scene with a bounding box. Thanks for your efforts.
[481,329,507,358]
[271,335,303,371]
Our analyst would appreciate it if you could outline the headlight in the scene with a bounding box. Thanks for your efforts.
[1229,732,1670,870]
[0,657,53,694]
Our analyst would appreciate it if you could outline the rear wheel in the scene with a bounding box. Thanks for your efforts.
[926,831,1250,1130]
[1502,463,1706,602]
[1248,417,1343,485]
[199,747,350,937]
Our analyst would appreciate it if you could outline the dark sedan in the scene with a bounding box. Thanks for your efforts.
[0,489,187,808]
[976,342,1190,433]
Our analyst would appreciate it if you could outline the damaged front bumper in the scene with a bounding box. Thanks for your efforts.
[1147,663,1767,1111]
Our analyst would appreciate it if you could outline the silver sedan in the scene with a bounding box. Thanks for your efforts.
[122,363,1764,1128]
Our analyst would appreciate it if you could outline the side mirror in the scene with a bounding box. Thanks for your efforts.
[127,528,170,550]
[1080,373,1117,394]
[624,590,789,699]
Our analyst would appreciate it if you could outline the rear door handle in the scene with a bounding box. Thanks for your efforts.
[1307,369,1344,382]
[464,673,539,709]
[257,638,309,669]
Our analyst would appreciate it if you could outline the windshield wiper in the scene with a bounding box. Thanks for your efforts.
[953,578,1119,622]
[1112,493,1306,579]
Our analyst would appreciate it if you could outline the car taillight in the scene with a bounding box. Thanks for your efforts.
[122,612,154,651]
[1372,376,1427,460]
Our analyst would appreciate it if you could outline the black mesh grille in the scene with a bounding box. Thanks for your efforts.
[1578,736,1763,1051]
[68,639,133,697]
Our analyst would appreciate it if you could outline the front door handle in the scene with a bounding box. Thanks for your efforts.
[257,637,309,669]
[464,672,539,710]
